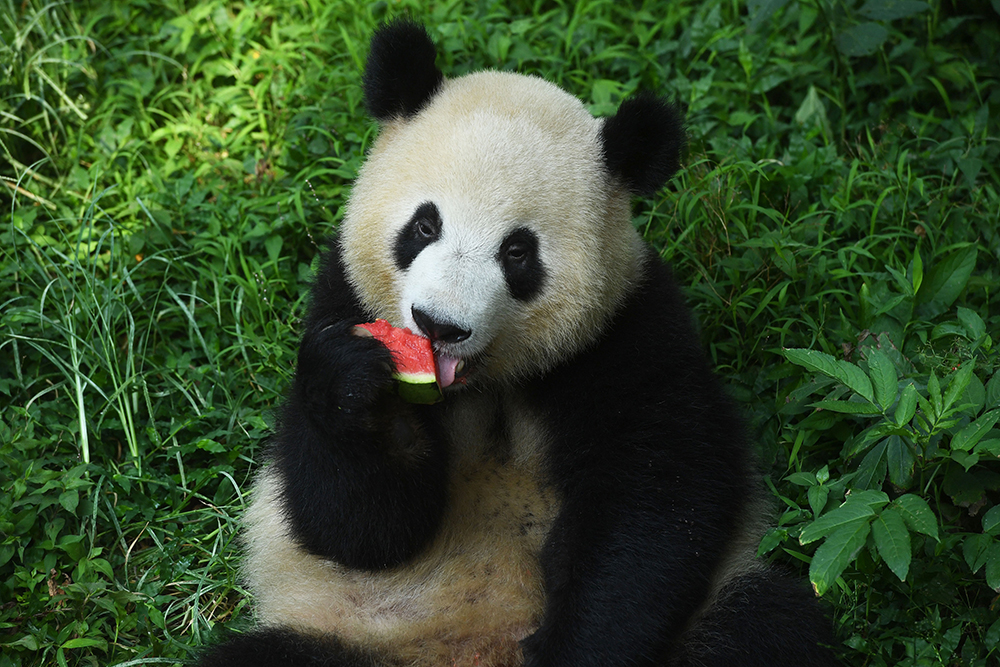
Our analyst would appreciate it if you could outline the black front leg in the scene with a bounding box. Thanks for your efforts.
[271,244,449,571]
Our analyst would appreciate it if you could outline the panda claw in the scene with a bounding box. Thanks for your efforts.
[350,325,375,338]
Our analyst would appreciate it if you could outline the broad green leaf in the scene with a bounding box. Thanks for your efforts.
[748,0,792,31]
[986,543,1000,590]
[895,494,939,540]
[808,484,830,518]
[916,246,978,318]
[859,0,930,21]
[783,348,875,403]
[976,438,1000,456]
[810,520,871,596]
[59,489,79,513]
[957,307,987,341]
[872,507,911,581]
[983,506,1000,536]
[952,450,980,472]
[800,498,878,545]
[987,618,1000,648]
[886,435,916,489]
[927,371,942,418]
[866,349,897,411]
[964,533,992,573]
[811,399,882,415]
[786,472,817,486]
[835,22,889,57]
[853,440,888,490]
[265,234,283,265]
[951,410,1000,452]
[757,527,786,557]
[986,371,1000,410]
[943,363,974,415]
[845,489,891,510]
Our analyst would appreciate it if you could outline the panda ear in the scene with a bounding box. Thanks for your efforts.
[363,19,444,122]
[600,94,686,196]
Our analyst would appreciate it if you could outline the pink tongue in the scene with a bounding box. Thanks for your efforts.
[436,354,461,389]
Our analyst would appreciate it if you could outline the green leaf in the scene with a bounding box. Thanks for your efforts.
[800,498,878,545]
[747,0,792,31]
[951,410,1000,452]
[872,507,911,581]
[983,543,1000,591]
[810,520,872,596]
[983,506,1000,536]
[886,435,916,489]
[866,349,897,411]
[957,307,987,341]
[964,533,993,573]
[853,440,888,490]
[61,638,108,650]
[811,399,882,415]
[59,489,79,513]
[783,348,875,403]
[943,363,975,415]
[986,371,1000,410]
[895,494,939,541]
[894,382,917,426]
[987,618,1000,648]
[808,484,830,518]
[916,246,978,318]
[859,0,930,21]
[835,22,889,57]
[976,438,1000,456]
[846,489,892,510]
[927,371,943,418]
[265,234,283,265]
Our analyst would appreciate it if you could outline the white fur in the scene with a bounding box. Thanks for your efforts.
[244,392,558,666]
[340,71,646,383]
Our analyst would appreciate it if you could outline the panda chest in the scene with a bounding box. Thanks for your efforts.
[330,396,560,662]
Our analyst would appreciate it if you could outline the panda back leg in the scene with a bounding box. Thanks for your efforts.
[197,627,383,667]
[672,568,838,667]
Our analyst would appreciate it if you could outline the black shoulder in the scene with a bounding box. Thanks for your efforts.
[363,19,444,121]
[600,94,686,195]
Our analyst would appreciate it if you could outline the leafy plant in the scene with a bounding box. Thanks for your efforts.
[2,0,999,666]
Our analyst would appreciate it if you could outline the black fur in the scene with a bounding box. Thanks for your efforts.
[275,244,450,570]
[394,201,442,270]
[670,569,837,666]
[497,227,545,301]
[363,19,443,121]
[601,94,686,195]
[197,628,380,667]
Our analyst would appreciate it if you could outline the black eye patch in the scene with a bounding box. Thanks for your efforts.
[497,227,545,301]
[394,202,441,270]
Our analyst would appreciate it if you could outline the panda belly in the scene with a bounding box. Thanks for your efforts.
[243,393,559,667]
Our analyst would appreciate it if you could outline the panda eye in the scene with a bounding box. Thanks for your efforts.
[497,227,545,301]
[505,242,529,263]
[415,218,437,239]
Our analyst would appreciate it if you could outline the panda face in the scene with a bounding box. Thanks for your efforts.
[340,71,646,384]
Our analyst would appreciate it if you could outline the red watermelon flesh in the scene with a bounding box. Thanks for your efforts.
[357,319,442,404]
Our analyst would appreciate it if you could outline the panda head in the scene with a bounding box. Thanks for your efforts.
[339,20,684,387]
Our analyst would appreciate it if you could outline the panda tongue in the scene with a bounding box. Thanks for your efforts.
[436,354,461,389]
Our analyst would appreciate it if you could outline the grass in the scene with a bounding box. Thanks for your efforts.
[1,0,999,665]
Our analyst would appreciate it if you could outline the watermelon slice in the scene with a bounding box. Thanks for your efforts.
[357,319,443,404]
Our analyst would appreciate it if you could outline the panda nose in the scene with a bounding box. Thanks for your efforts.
[411,307,471,344]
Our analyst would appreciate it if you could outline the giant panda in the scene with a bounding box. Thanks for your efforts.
[200,19,838,667]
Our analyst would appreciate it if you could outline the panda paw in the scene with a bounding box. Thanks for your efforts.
[293,319,396,421]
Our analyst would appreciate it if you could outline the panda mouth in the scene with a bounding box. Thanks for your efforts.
[436,353,470,389]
